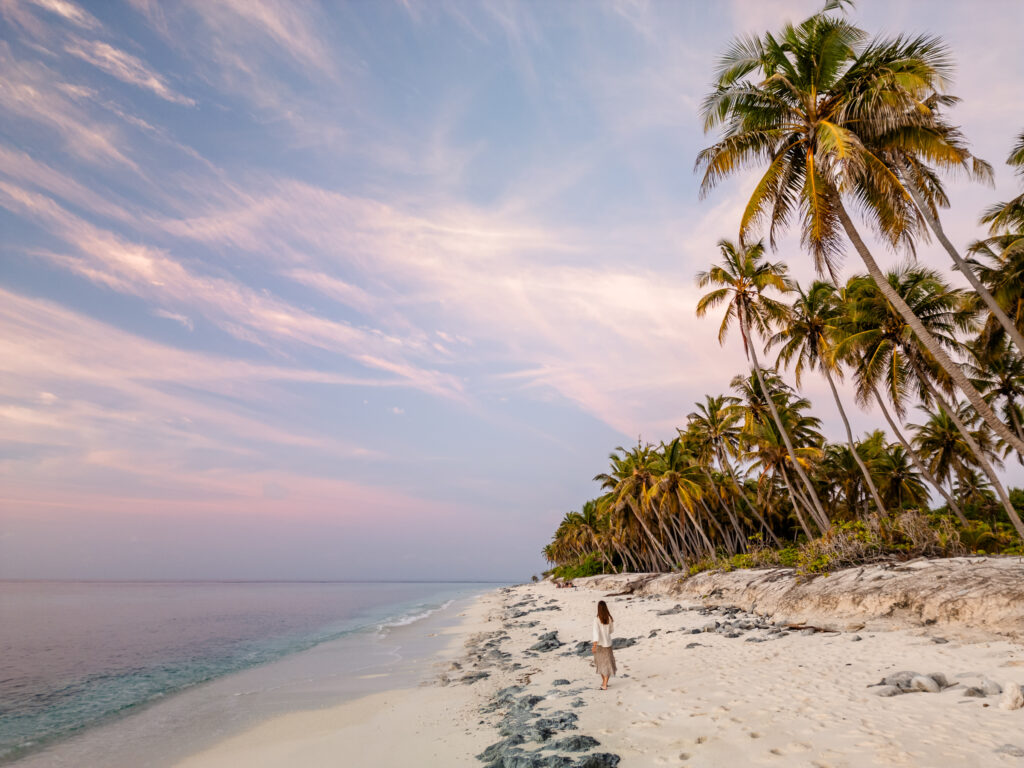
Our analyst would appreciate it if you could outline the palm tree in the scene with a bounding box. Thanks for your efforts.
[731,370,827,533]
[577,499,615,571]
[549,511,587,565]
[966,339,1024,445]
[696,239,830,527]
[910,406,988,504]
[687,395,782,546]
[743,414,819,538]
[841,265,1024,538]
[881,110,1023,354]
[770,279,886,515]
[954,468,996,516]
[874,442,929,509]
[651,438,714,560]
[967,240,1024,351]
[815,443,856,518]
[980,130,1024,239]
[968,131,1024,349]
[696,6,1024,456]
[837,270,970,523]
[594,443,675,571]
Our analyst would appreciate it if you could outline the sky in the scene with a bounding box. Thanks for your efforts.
[1,0,1022,581]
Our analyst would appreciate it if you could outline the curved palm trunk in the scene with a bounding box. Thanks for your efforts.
[595,543,614,572]
[677,493,715,555]
[685,508,715,555]
[738,307,831,529]
[718,448,782,546]
[625,496,675,571]
[699,497,733,552]
[786,463,826,532]
[654,503,686,570]
[589,531,615,572]
[672,515,701,563]
[913,366,1024,541]
[614,539,640,573]
[700,467,748,552]
[903,170,1024,356]
[836,199,1024,457]
[873,388,969,525]
[778,464,815,539]
[1008,402,1024,441]
[822,366,887,516]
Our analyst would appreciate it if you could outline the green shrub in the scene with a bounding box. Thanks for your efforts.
[674,509,966,578]
[552,552,604,580]
[775,547,800,568]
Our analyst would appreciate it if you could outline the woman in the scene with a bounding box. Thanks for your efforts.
[591,600,616,690]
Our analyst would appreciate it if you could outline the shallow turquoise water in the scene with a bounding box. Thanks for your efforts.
[0,581,491,764]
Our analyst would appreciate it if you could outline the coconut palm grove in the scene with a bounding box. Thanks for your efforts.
[544,3,1024,578]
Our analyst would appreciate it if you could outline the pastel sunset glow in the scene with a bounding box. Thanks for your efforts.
[1,0,1022,580]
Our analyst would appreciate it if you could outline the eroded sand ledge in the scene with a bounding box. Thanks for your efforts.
[576,556,1024,640]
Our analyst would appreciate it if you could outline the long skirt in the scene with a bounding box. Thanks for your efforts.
[594,645,617,677]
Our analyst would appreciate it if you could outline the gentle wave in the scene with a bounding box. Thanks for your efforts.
[0,583,478,765]
[377,599,455,632]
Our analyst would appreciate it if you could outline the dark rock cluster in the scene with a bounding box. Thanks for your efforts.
[476,686,619,768]
[529,632,564,652]
[504,595,566,620]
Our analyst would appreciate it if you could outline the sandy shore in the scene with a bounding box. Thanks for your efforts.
[176,559,1024,767]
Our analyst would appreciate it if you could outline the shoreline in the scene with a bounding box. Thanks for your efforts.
[176,557,1024,767]
[7,586,492,768]
[172,589,502,767]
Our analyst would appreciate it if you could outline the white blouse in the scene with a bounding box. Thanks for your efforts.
[592,617,614,648]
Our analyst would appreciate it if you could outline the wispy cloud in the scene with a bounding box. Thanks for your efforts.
[0,180,466,400]
[0,287,391,468]
[153,308,194,330]
[0,43,138,169]
[189,0,334,75]
[0,143,138,222]
[64,37,195,105]
[24,0,100,30]
[153,176,734,434]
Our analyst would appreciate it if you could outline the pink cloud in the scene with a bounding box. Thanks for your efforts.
[64,37,195,105]
[152,176,740,435]
[0,43,138,170]
[24,0,101,30]
[0,181,466,400]
[0,287,395,472]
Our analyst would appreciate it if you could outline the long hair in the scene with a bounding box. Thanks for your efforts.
[597,600,612,625]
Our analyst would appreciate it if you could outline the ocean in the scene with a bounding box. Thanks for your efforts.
[0,580,495,766]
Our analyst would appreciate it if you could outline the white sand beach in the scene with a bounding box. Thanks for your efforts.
[175,559,1024,768]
